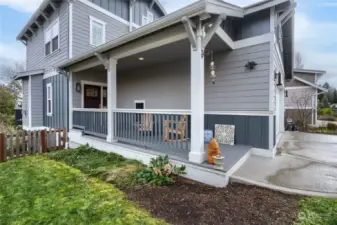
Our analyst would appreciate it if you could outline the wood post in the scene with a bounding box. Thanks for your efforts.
[0,134,5,162]
[63,128,67,148]
[41,130,47,153]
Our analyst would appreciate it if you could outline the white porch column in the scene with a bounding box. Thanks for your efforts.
[189,20,205,163]
[107,57,117,142]
[68,71,73,130]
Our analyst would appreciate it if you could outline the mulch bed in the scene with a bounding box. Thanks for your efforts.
[127,177,299,225]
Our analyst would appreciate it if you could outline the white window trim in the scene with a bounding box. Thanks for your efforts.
[46,83,53,116]
[134,100,146,109]
[147,10,154,23]
[44,17,60,57]
[81,80,107,109]
[142,10,154,26]
[89,16,106,47]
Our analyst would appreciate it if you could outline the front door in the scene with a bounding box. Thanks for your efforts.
[84,85,101,108]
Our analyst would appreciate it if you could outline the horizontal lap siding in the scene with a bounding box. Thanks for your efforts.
[72,0,129,57]
[117,60,191,109]
[205,115,269,149]
[26,2,69,73]
[285,88,316,108]
[31,75,43,127]
[43,74,68,129]
[22,79,29,127]
[205,43,271,111]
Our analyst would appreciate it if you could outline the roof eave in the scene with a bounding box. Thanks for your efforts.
[58,0,207,69]
[16,0,51,40]
[293,69,327,75]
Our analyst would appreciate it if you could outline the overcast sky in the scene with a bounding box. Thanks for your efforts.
[0,0,336,86]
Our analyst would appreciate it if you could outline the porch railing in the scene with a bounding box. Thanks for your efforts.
[73,109,108,138]
[113,109,191,151]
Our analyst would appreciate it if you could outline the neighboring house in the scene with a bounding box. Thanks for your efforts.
[285,68,327,125]
[15,0,296,186]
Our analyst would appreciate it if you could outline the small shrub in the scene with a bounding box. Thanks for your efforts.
[327,123,337,131]
[319,108,333,116]
[136,155,186,186]
[318,116,335,121]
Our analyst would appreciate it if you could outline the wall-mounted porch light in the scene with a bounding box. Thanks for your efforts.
[138,57,145,61]
[245,61,257,71]
[275,72,283,86]
[76,83,81,93]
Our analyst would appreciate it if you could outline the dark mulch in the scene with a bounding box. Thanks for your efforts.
[127,177,299,225]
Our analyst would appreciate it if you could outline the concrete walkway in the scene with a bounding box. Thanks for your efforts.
[231,132,337,198]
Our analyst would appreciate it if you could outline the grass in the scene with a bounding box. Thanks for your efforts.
[309,128,336,135]
[297,197,337,225]
[0,156,166,225]
[45,145,144,189]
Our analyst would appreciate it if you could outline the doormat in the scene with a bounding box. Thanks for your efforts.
[214,124,235,145]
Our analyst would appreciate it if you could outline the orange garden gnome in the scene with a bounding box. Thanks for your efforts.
[208,139,221,164]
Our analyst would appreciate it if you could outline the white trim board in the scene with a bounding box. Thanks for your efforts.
[234,32,272,49]
[28,76,32,127]
[285,86,313,90]
[205,111,275,116]
[77,0,130,26]
[69,2,73,59]
[43,71,59,79]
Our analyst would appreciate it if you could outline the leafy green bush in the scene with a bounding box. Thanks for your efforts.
[318,108,333,116]
[327,123,337,131]
[136,155,186,186]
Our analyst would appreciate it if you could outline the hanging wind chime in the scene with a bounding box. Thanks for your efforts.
[209,51,216,84]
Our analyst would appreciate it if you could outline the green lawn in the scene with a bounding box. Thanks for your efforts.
[297,197,337,225]
[45,145,144,189]
[0,156,166,225]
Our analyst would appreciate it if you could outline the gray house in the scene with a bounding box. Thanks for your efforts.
[16,0,296,187]
[285,68,327,125]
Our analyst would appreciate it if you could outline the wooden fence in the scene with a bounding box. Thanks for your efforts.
[0,128,67,163]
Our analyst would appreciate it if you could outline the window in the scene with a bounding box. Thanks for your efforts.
[46,83,53,116]
[90,16,106,46]
[44,19,59,56]
[142,10,154,26]
[135,100,145,109]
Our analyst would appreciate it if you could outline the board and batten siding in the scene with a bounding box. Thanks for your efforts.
[205,43,270,111]
[88,0,129,21]
[72,0,129,57]
[43,74,68,129]
[132,0,163,26]
[22,78,29,127]
[26,1,69,73]
[31,75,44,127]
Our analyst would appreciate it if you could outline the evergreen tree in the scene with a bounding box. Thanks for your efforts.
[333,89,337,104]
[322,95,330,108]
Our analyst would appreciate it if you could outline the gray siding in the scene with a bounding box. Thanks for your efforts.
[205,115,270,149]
[31,75,43,127]
[72,0,129,57]
[26,1,69,73]
[72,69,107,108]
[205,43,270,111]
[222,9,270,41]
[294,73,315,83]
[88,0,129,21]
[22,78,29,127]
[43,74,68,129]
[72,44,270,111]
[133,0,163,25]
[117,60,190,109]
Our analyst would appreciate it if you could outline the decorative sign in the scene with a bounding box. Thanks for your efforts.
[214,124,235,145]
[204,129,213,143]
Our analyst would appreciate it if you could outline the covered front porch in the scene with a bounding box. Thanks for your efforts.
[68,18,240,166]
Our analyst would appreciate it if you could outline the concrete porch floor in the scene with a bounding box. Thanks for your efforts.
[231,132,337,198]
[113,141,251,172]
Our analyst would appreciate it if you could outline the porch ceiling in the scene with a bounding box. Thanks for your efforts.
[116,35,230,72]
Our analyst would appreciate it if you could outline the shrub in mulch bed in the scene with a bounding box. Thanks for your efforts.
[127,177,300,225]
